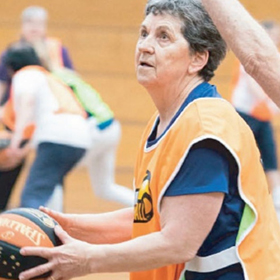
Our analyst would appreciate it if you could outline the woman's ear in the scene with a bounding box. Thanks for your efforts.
[187,51,209,75]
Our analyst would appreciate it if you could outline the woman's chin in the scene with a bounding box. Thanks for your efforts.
[137,76,157,88]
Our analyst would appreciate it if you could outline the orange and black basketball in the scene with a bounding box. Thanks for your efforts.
[0,208,61,280]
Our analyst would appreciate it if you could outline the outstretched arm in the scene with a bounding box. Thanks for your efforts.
[39,206,134,244]
[201,0,280,107]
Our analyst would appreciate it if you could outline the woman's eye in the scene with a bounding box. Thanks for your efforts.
[160,33,169,40]
[140,30,148,38]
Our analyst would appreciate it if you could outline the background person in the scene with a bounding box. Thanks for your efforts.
[19,1,280,280]
[53,68,134,206]
[0,62,134,211]
[0,5,73,105]
[3,42,91,211]
[231,20,280,218]
[0,5,74,212]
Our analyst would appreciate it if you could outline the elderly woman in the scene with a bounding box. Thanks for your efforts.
[19,0,280,280]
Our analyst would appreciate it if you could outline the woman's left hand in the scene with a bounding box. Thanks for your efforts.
[19,226,97,280]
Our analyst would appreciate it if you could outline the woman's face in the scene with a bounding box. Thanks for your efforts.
[21,17,47,43]
[135,12,192,88]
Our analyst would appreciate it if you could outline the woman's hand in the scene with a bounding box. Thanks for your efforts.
[39,207,77,237]
[19,226,97,280]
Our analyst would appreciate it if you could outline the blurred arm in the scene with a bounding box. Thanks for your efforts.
[11,73,36,149]
[11,91,34,149]
[201,0,280,107]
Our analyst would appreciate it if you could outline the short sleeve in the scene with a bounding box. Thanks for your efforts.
[165,147,229,196]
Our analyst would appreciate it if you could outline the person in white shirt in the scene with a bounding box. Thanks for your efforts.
[4,42,91,211]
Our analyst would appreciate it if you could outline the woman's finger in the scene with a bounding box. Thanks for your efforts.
[20,246,52,258]
[39,206,57,216]
[39,206,62,222]
[54,225,73,244]
[19,261,53,280]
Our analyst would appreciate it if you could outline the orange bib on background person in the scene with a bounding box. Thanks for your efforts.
[2,97,34,140]
[231,60,279,121]
[1,65,86,140]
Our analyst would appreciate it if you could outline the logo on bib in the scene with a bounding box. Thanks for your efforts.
[134,170,153,223]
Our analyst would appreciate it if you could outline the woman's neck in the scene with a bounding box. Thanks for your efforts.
[148,77,204,137]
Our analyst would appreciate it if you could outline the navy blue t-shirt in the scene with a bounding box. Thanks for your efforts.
[147,83,245,279]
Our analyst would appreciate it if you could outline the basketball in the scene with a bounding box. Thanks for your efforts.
[0,208,61,280]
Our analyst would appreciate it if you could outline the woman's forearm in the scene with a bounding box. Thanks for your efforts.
[87,230,194,274]
[68,207,134,244]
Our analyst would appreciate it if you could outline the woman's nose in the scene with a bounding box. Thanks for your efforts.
[138,36,155,53]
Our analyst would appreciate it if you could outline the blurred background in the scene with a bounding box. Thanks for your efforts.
[0,0,280,279]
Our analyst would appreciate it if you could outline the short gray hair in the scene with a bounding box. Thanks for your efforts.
[21,6,48,22]
[145,0,227,81]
